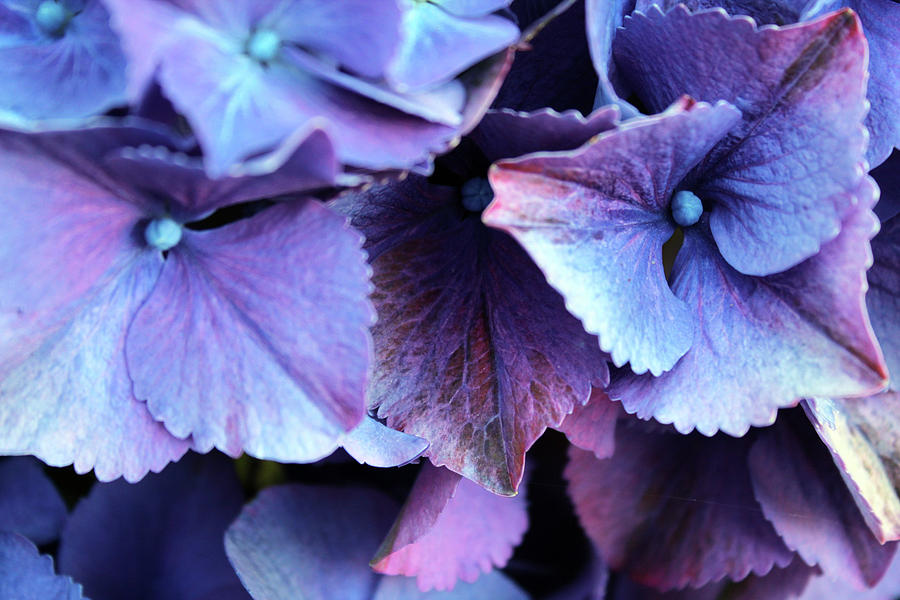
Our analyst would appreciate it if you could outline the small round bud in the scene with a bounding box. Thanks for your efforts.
[671,190,703,227]
[246,29,282,63]
[35,1,70,36]
[144,217,183,251]
[461,178,494,213]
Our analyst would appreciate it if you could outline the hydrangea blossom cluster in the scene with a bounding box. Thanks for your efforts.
[0,0,898,598]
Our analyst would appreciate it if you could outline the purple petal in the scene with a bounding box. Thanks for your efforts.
[557,388,621,460]
[633,0,808,23]
[0,458,66,545]
[372,571,528,600]
[389,2,518,91]
[471,106,618,164]
[342,176,606,494]
[611,180,886,436]
[58,453,249,600]
[872,153,900,223]
[0,532,83,600]
[224,484,397,600]
[585,0,640,116]
[126,200,372,462]
[437,0,513,17]
[614,8,869,276]
[0,0,126,124]
[805,394,900,543]
[371,463,528,591]
[566,428,794,590]
[485,98,741,376]
[797,549,900,599]
[340,417,429,468]
[270,0,401,79]
[749,413,896,587]
[868,214,900,388]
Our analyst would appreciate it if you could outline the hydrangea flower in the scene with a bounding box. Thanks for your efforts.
[224,481,528,599]
[0,122,374,480]
[485,8,886,435]
[102,0,515,176]
[0,0,126,125]
[335,108,614,494]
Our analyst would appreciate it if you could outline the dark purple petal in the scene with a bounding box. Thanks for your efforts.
[372,463,527,591]
[614,8,869,276]
[0,458,66,545]
[126,200,372,461]
[805,394,900,544]
[58,453,249,600]
[797,549,900,599]
[372,571,528,600]
[340,417,429,468]
[225,484,397,600]
[749,413,896,587]
[494,0,598,115]
[343,176,606,494]
[872,153,900,223]
[557,388,621,460]
[471,106,618,164]
[0,532,83,600]
[611,180,886,436]
[566,427,794,590]
[585,0,639,116]
[633,0,808,24]
[485,99,741,376]
[389,2,518,91]
[0,0,126,123]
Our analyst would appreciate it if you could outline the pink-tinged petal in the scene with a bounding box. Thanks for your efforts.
[611,557,817,600]
[797,549,900,599]
[471,106,619,164]
[372,571,528,600]
[105,127,338,221]
[557,388,621,460]
[749,413,896,587]
[851,0,900,167]
[389,1,518,91]
[58,453,249,600]
[0,532,84,599]
[0,458,67,545]
[270,0,401,79]
[372,463,528,591]
[614,8,869,276]
[343,177,606,494]
[806,394,900,543]
[868,215,900,388]
[224,484,396,600]
[0,250,190,481]
[612,180,886,436]
[495,0,599,115]
[340,417,428,468]
[566,428,794,590]
[126,200,372,462]
[485,99,742,376]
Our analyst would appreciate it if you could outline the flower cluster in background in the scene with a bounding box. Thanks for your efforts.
[0,0,898,598]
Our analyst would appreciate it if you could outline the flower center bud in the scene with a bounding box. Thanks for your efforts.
[35,1,70,36]
[671,190,703,227]
[461,178,494,213]
[144,217,183,251]
[246,29,282,63]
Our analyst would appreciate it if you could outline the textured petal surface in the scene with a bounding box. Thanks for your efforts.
[611,182,886,436]
[557,388,621,460]
[58,453,249,600]
[371,463,528,591]
[0,533,83,600]
[126,200,372,462]
[225,484,396,600]
[0,458,67,545]
[389,1,518,91]
[485,99,741,376]
[0,0,126,123]
[343,177,606,494]
[868,214,900,388]
[614,8,869,276]
[807,394,900,543]
[749,413,896,587]
[340,417,429,468]
[372,571,528,600]
[566,427,794,590]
